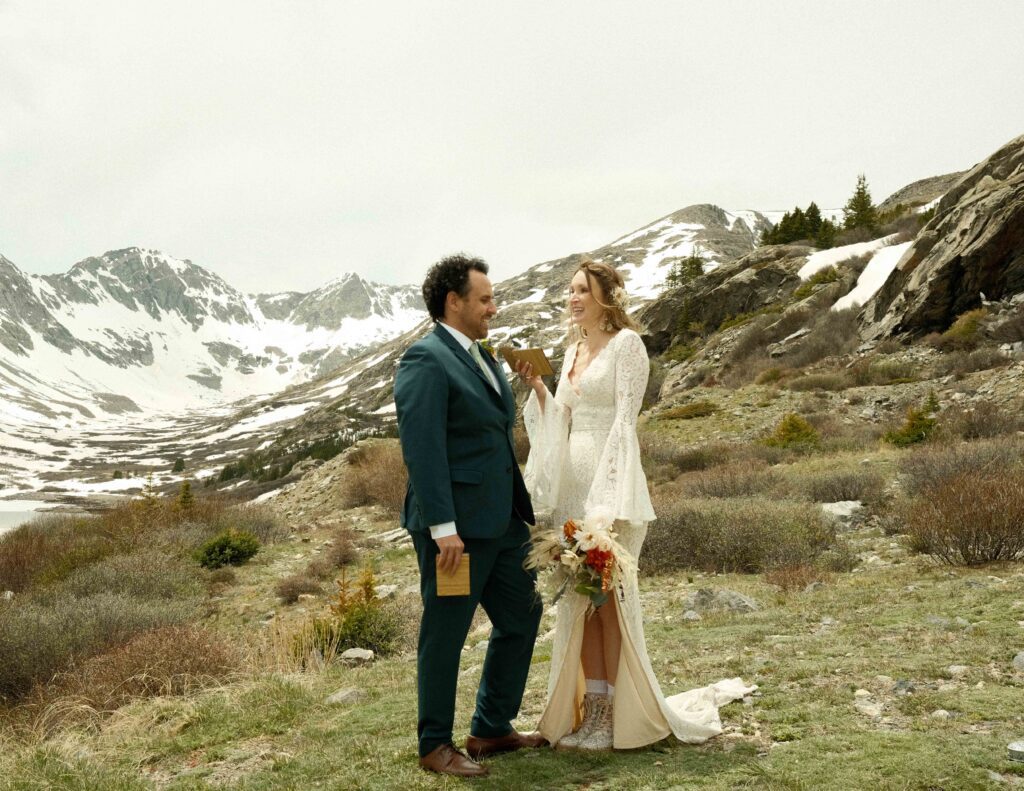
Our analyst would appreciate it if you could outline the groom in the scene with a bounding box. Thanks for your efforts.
[394,254,546,777]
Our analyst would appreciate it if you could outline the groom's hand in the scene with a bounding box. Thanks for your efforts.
[435,534,464,576]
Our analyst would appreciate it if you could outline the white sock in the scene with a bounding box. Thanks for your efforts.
[585,679,608,696]
[607,683,615,701]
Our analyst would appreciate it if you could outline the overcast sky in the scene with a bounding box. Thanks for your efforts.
[2,1,1022,294]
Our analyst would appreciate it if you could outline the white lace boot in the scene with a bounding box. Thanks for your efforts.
[575,694,613,750]
[556,692,604,749]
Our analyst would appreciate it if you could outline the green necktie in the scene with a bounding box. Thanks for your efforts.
[469,342,496,390]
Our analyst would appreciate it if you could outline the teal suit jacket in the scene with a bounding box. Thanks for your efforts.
[394,324,534,538]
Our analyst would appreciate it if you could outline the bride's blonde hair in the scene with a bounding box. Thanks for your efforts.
[565,257,641,341]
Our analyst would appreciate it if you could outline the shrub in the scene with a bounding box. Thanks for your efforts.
[934,347,1009,378]
[639,495,835,574]
[660,400,719,420]
[793,266,840,300]
[31,552,201,604]
[898,436,1024,497]
[639,436,733,478]
[340,440,408,516]
[938,399,1022,440]
[34,625,237,715]
[275,574,323,604]
[848,358,917,386]
[903,468,1024,565]
[0,593,195,701]
[780,308,860,368]
[763,414,819,450]
[929,308,988,352]
[883,393,939,447]
[194,530,260,569]
[0,515,122,593]
[213,504,288,544]
[676,460,783,499]
[790,468,886,503]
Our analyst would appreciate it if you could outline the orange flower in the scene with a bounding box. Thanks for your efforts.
[563,519,578,541]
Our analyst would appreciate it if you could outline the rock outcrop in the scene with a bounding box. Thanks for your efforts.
[861,134,1024,340]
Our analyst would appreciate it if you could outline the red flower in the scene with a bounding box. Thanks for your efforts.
[563,519,578,541]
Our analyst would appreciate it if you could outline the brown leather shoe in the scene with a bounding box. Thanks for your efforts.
[466,729,549,759]
[418,743,488,777]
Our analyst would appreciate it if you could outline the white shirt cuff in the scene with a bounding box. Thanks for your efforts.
[429,521,457,540]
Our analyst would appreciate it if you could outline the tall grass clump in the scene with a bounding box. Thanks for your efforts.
[937,399,1022,440]
[340,440,408,516]
[788,467,887,503]
[639,494,837,574]
[897,436,1024,497]
[25,625,239,721]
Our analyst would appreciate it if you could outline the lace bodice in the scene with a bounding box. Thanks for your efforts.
[523,328,655,524]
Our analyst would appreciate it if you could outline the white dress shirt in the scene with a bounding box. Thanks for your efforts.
[428,322,500,540]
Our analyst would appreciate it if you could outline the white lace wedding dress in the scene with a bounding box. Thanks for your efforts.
[523,328,755,748]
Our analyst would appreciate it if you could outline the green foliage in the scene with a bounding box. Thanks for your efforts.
[112,470,123,480]
[661,400,719,420]
[842,174,878,232]
[194,529,261,569]
[663,343,695,363]
[763,413,820,449]
[760,201,839,248]
[172,458,185,473]
[176,481,195,511]
[793,266,840,300]
[666,246,705,287]
[718,304,783,332]
[931,308,988,351]
[884,392,939,447]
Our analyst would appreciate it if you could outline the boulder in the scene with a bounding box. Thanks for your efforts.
[682,588,760,614]
[340,647,375,665]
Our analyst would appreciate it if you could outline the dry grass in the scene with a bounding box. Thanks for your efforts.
[897,436,1024,497]
[764,564,831,593]
[340,440,408,516]
[24,625,238,725]
[788,467,887,504]
[937,399,1023,440]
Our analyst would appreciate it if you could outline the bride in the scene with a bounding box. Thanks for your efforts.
[517,258,754,750]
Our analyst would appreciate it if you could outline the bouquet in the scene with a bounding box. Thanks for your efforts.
[526,507,635,609]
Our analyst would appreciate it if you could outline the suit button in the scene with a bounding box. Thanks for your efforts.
[506,466,512,473]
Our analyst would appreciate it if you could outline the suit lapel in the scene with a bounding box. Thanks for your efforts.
[481,345,515,416]
[433,325,504,406]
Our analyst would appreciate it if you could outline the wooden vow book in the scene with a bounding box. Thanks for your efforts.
[499,346,554,377]
[436,554,470,596]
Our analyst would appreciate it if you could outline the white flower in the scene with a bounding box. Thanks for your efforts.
[560,550,583,571]
[575,529,600,552]
[592,531,615,553]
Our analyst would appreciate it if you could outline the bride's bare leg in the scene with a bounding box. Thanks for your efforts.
[580,611,607,680]
[597,597,621,684]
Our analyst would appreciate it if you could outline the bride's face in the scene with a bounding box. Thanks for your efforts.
[568,270,606,330]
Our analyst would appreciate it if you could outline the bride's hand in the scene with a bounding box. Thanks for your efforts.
[515,360,543,390]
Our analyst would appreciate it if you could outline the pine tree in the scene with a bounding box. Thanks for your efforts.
[843,174,878,231]
[172,458,185,473]
[177,480,195,511]
[666,246,705,287]
[815,218,838,249]
[805,202,822,237]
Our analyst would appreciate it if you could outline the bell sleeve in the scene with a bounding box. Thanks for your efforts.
[584,331,656,524]
[523,356,572,513]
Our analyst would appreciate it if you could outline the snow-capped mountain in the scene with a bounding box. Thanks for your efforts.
[0,247,422,429]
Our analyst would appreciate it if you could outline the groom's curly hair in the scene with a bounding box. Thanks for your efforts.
[421,253,489,321]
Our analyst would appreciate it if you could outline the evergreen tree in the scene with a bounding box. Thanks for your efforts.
[172,457,185,473]
[815,218,838,249]
[843,174,878,231]
[177,481,195,511]
[666,246,705,287]
[805,202,823,237]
